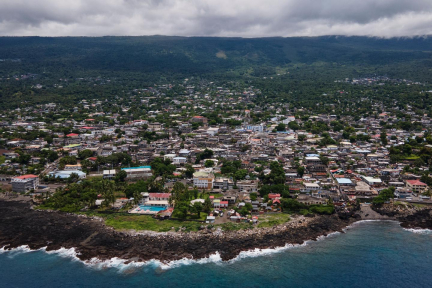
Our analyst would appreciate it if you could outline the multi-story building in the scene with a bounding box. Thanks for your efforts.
[406,180,428,193]
[11,174,39,193]
[193,171,215,189]
[121,166,153,179]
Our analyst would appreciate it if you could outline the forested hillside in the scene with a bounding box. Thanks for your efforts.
[1,36,432,107]
[1,36,432,78]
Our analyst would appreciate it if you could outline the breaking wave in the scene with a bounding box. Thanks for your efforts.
[403,228,432,235]
[0,228,353,271]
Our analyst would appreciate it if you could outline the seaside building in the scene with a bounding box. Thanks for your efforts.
[11,174,39,193]
[405,180,428,193]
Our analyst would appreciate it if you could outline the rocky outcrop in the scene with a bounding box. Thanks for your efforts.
[0,199,356,263]
[372,203,432,229]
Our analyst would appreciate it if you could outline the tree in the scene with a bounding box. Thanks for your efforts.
[319,155,329,166]
[192,202,203,218]
[380,131,388,146]
[288,121,300,131]
[203,198,212,214]
[185,164,195,178]
[115,170,127,182]
[195,148,214,164]
[372,187,395,206]
[297,166,305,177]
[298,134,306,142]
[78,149,94,160]
[204,160,215,168]
[234,169,248,182]
[132,191,143,205]
[276,123,286,131]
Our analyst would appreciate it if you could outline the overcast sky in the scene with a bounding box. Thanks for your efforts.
[2,0,432,37]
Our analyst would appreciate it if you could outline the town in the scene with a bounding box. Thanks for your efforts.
[1,76,431,231]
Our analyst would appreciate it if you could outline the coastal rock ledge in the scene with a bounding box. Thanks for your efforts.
[0,199,358,262]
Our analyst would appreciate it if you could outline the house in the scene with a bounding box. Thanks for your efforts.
[191,116,208,124]
[103,169,116,179]
[406,180,428,193]
[297,194,327,205]
[64,164,82,171]
[173,157,187,164]
[303,182,320,192]
[220,201,229,208]
[121,166,152,179]
[206,216,216,223]
[236,180,258,193]
[193,171,215,189]
[361,176,383,186]
[145,193,171,207]
[11,174,39,193]
[49,170,86,179]
[336,178,355,186]
[213,177,234,190]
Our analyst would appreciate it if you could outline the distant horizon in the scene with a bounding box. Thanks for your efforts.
[1,35,432,39]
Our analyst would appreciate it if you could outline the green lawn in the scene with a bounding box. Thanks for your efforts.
[403,155,420,160]
[208,193,224,198]
[70,211,293,233]
[91,213,204,232]
[257,213,291,228]
[0,156,5,165]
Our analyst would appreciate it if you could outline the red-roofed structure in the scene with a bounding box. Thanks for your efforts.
[406,180,427,193]
[12,174,39,192]
[148,193,171,200]
[14,174,38,180]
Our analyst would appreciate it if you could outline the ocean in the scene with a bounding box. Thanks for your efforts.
[1,221,431,288]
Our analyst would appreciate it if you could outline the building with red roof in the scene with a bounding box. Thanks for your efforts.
[148,193,171,201]
[12,174,39,193]
[406,180,428,193]
[220,201,229,208]
[191,115,208,124]
[66,133,79,138]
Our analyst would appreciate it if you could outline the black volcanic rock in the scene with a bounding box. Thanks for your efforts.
[0,199,355,263]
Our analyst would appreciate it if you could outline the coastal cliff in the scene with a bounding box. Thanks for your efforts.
[0,199,356,262]
[372,203,432,230]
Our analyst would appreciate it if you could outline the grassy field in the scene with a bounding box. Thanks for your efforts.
[80,211,265,232]
[67,209,295,233]
[86,212,205,232]
[257,213,291,228]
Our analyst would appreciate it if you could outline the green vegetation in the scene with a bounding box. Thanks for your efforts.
[257,213,291,228]
[372,187,395,206]
[86,212,204,232]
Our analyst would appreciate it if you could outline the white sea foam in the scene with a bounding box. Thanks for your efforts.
[316,231,341,241]
[0,227,359,270]
[44,247,81,261]
[403,228,432,234]
[342,219,398,231]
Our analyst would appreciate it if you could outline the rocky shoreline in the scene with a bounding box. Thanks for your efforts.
[372,203,432,230]
[1,198,430,264]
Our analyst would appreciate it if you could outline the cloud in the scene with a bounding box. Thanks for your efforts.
[1,0,432,37]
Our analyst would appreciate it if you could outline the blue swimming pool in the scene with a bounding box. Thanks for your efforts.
[138,205,167,212]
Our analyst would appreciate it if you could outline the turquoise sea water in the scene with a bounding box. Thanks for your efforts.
[1,221,432,288]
